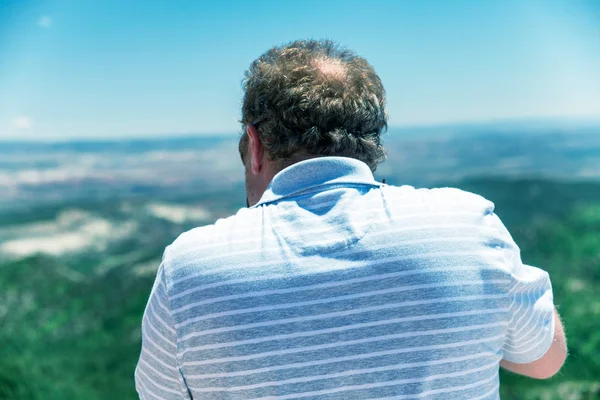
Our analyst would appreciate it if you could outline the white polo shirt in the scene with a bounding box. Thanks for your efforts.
[136,156,555,399]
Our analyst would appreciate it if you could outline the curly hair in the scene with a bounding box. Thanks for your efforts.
[240,39,388,171]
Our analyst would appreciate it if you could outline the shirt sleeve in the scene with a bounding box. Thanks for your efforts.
[135,260,191,399]
[488,212,556,364]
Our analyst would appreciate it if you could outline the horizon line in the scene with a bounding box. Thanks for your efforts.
[2,115,599,144]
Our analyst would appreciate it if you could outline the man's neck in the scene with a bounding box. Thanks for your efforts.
[275,152,321,174]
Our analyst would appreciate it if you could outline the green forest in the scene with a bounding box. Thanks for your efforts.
[1,177,599,399]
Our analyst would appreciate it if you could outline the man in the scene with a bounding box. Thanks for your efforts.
[135,39,566,399]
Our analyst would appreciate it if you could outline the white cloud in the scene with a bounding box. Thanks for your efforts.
[38,16,53,28]
[0,210,138,257]
[12,116,33,129]
[146,202,211,224]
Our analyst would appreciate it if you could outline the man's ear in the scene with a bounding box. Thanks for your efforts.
[246,123,264,175]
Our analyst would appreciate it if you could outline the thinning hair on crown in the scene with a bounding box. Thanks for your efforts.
[240,39,388,171]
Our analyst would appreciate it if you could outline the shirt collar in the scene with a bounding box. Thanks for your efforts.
[254,156,381,207]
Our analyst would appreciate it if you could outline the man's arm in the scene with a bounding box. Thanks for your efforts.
[135,262,191,399]
[484,211,567,379]
[501,310,567,379]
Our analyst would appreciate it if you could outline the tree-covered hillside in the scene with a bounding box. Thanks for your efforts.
[0,178,599,399]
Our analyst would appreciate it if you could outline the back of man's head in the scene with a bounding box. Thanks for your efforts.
[240,39,388,172]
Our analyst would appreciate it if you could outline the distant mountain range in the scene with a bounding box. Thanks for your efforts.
[1,122,599,212]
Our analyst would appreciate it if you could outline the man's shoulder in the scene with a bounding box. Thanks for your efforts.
[161,206,260,281]
[383,184,495,213]
[167,206,257,255]
[430,186,494,210]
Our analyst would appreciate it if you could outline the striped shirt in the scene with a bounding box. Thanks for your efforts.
[135,156,555,400]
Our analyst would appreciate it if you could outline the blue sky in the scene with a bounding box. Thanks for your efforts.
[1,0,599,140]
